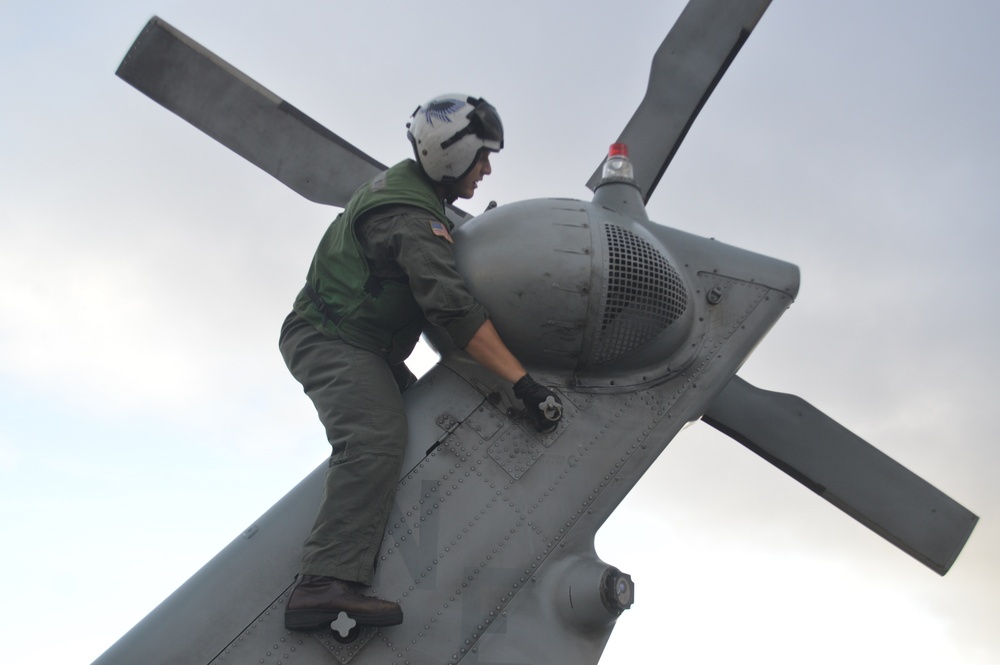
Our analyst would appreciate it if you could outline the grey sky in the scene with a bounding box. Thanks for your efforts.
[1,1,997,663]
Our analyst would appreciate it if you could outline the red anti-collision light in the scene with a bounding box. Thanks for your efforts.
[608,143,629,157]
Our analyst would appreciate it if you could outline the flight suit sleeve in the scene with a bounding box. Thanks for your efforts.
[367,211,488,349]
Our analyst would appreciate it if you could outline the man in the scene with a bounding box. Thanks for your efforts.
[280,94,562,631]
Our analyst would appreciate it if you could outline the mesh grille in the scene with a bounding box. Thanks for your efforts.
[591,224,688,364]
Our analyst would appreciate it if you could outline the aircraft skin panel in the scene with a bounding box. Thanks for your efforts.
[396,365,496,480]
[445,281,797,664]
[376,278,792,665]
[89,467,324,665]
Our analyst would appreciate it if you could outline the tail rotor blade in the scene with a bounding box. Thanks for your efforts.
[703,376,978,575]
[587,0,772,202]
[117,16,385,207]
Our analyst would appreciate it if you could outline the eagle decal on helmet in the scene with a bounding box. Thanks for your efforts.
[423,98,465,126]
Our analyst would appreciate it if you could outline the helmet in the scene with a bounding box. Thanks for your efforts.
[407,95,504,184]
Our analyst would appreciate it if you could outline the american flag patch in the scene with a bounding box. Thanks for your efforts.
[429,220,453,243]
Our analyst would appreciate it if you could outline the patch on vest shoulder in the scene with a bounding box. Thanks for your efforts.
[429,220,453,243]
[370,172,388,192]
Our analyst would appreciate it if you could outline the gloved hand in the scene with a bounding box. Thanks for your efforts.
[513,374,563,433]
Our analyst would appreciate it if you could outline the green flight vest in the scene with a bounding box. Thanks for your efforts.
[292,160,452,362]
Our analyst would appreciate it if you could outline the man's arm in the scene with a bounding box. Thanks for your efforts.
[464,320,563,433]
[376,211,561,429]
[463,319,527,384]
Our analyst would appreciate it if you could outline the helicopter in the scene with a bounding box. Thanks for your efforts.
[93,0,978,663]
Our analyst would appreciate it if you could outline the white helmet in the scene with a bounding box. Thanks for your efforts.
[407,95,504,184]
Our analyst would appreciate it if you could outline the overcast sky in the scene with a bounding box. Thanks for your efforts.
[2,1,998,664]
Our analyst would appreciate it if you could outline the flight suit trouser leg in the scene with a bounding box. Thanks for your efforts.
[279,313,407,586]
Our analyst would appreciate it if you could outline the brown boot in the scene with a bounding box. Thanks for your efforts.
[284,574,403,630]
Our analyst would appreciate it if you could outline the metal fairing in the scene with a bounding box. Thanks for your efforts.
[451,196,799,390]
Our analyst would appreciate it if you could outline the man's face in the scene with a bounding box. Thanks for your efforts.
[450,152,493,200]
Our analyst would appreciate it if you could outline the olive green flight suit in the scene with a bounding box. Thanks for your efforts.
[280,160,487,584]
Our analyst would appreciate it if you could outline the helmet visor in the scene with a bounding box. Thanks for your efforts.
[440,98,504,150]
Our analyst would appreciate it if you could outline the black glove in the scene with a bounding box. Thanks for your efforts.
[513,374,563,433]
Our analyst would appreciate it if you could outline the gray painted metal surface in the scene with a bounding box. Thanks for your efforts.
[585,0,773,202]
[116,16,384,208]
[115,17,470,227]
[703,377,978,574]
[97,0,978,663]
